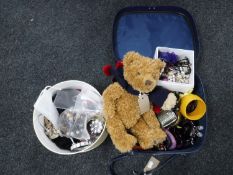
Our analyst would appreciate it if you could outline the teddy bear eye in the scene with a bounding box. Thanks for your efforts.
[137,72,141,75]
[152,73,158,79]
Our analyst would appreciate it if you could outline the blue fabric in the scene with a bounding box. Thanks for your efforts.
[114,13,194,59]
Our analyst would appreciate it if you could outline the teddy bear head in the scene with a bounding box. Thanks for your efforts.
[123,51,165,93]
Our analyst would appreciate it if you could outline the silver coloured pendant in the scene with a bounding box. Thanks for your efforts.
[138,92,150,115]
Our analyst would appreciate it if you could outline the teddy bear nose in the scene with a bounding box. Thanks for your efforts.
[145,80,152,86]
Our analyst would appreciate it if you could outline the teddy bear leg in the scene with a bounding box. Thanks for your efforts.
[150,128,167,145]
[142,108,160,129]
[107,117,137,153]
[142,109,167,145]
[130,118,156,149]
[131,118,167,149]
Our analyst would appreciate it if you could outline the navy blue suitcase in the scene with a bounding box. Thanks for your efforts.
[109,6,207,174]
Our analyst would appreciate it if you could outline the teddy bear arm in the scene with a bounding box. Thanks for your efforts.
[103,83,124,118]
[106,117,137,153]
[142,108,160,129]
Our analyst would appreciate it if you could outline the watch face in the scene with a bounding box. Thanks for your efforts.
[157,111,178,128]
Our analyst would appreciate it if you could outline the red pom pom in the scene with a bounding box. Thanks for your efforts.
[102,65,112,76]
[115,61,123,69]
[153,105,161,115]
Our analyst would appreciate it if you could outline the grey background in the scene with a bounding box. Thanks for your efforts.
[0,0,232,175]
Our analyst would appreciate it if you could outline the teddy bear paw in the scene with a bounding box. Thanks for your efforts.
[115,135,137,153]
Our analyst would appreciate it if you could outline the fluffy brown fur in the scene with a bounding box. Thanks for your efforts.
[103,51,167,153]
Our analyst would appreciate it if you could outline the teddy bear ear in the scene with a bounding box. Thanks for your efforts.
[123,51,140,66]
[153,59,166,69]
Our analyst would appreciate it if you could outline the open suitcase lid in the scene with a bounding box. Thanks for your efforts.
[111,6,206,155]
[113,6,199,61]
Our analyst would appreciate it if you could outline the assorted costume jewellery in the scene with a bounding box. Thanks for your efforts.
[151,51,206,150]
[154,91,206,151]
[43,89,105,151]
[159,51,192,84]
[140,91,206,151]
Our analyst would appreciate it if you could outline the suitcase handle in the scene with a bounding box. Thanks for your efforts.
[109,152,180,175]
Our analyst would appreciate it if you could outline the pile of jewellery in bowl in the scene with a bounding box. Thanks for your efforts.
[43,88,105,151]
[158,51,192,83]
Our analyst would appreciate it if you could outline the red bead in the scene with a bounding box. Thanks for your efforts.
[102,65,112,76]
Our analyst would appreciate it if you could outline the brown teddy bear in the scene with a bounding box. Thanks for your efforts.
[102,51,177,153]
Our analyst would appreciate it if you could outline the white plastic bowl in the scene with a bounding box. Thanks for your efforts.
[33,80,108,155]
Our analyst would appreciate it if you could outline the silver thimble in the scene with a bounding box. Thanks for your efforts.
[157,111,178,128]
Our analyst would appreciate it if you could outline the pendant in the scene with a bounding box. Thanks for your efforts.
[138,92,150,115]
